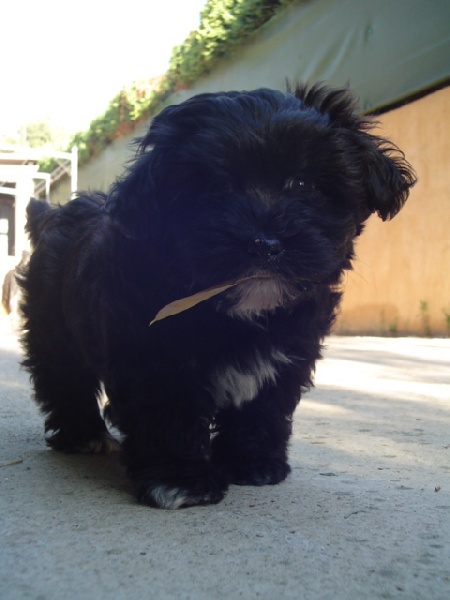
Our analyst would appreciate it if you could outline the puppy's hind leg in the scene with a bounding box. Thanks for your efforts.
[23,331,118,454]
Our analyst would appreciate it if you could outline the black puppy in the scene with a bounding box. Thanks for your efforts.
[19,84,415,508]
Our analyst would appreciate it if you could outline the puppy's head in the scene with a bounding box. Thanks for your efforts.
[106,84,415,318]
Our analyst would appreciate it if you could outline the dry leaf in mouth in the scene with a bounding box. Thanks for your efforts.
[149,276,268,326]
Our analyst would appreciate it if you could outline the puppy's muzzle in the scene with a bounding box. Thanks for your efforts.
[248,237,283,260]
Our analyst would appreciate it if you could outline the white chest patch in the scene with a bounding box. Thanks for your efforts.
[207,350,292,408]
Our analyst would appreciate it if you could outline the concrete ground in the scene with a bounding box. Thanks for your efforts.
[1,315,449,600]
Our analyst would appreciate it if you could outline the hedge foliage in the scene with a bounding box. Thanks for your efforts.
[48,0,294,171]
[169,0,294,85]
[69,75,171,165]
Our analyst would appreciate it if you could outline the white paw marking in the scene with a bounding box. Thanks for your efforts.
[148,485,190,510]
[78,432,121,454]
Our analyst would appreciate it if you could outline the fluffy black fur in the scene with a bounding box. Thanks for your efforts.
[19,84,415,509]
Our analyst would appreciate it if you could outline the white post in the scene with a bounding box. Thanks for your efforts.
[15,176,33,257]
[71,146,78,196]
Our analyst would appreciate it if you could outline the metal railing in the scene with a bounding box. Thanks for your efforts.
[0,146,78,201]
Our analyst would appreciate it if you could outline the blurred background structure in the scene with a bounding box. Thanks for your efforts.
[1,0,449,334]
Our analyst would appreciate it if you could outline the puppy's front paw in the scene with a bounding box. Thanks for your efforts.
[139,482,225,509]
[132,463,228,509]
[217,458,291,486]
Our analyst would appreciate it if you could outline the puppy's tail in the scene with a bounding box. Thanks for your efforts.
[25,198,51,248]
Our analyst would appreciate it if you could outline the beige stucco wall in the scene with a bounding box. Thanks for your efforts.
[336,87,450,336]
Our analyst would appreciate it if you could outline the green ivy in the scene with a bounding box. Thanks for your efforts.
[46,0,295,171]
[169,0,293,85]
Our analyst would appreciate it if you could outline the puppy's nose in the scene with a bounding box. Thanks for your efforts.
[249,237,283,258]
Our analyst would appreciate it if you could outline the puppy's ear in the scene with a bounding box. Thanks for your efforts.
[104,152,158,240]
[294,83,416,220]
[353,133,416,221]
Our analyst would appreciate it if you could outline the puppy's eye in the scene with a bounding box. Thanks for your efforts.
[285,178,315,194]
